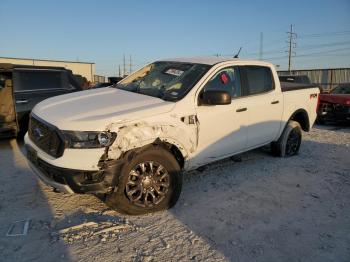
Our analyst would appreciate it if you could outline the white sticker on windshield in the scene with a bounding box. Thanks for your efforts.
[165,68,184,77]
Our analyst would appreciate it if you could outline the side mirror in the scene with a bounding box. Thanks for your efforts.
[201,90,231,105]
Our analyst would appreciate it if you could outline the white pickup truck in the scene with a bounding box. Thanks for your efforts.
[25,57,320,215]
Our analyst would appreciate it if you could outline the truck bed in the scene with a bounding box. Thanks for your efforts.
[281,82,320,92]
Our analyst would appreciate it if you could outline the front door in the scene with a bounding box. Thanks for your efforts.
[191,66,248,167]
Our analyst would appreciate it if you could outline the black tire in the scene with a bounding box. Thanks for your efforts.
[105,146,182,215]
[271,120,302,157]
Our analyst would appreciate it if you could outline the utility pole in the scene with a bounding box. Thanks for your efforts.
[287,24,297,72]
[118,65,121,77]
[123,54,126,76]
[259,32,263,60]
[129,55,132,74]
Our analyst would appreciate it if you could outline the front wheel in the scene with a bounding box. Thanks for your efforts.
[271,120,302,157]
[105,146,182,215]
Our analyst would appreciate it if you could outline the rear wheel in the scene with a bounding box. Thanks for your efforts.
[271,120,302,157]
[105,146,182,215]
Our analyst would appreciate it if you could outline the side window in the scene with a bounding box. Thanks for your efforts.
[203,67,241,98]
[243,66,274,95]
[14,70,63,91]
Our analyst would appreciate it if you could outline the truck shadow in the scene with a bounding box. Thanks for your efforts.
[1,126,349,261]
[169,137,350,261]
[314,123,350,132]
[0,139,73,262]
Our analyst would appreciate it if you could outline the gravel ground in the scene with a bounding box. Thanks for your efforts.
[0,125,349,262]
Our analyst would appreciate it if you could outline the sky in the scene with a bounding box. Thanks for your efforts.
[1,0,350,76]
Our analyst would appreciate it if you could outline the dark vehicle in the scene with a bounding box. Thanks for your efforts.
[0,64,82,137]
[74,74,90,90]
[108,76,123,84]
[279,75,311,85]
[91,82,112,89]
[317,83,350,123]
[91,77,124,89]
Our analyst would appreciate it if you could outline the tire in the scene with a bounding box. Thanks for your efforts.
[105,146,182,215]
[271,120,302,157]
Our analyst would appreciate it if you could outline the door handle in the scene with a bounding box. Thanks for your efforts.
[271,100,279,104]
[16,100,29,104]
[236,108,247,112]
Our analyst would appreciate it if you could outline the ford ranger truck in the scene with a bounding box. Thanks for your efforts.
[24,57,320,215]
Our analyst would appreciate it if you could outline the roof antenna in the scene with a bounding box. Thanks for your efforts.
[234,47,242,58]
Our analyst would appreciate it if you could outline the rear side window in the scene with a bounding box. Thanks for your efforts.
[14,70,63,91]
[243,66,274,95]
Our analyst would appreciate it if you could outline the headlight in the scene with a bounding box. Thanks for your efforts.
[98,132,115,147]
[62,131,117,148]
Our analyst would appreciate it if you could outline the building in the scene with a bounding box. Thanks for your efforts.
[278,68,350,92]
[0,56,95,82]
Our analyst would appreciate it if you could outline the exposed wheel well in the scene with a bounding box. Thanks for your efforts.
[119,140,185,170]
[289,109,310,131]
[155,141,185,169]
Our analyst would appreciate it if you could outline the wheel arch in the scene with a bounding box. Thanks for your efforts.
[115,139,186,170]
[153,139,185,169]
[288,109,310,132]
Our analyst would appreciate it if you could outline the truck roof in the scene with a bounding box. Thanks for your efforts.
[160,56,273,66]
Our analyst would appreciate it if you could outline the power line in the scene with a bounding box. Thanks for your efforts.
[298,30,350,39]
[242,39,350,58]
[296,47,350,57]
[264,46,350,61]
[296,40,350,51]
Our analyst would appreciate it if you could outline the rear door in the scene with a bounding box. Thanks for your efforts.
[240,66,283,148]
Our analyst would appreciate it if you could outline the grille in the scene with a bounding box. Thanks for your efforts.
[28,116,64,158]
[319,102,332,113]
[319,102,347,114]
[37,158,67,184]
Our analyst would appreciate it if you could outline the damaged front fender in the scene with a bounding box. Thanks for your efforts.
[106,121,198,163]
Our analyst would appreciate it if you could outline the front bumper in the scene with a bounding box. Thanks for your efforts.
[25,136,123,194]
[27,159,75,194]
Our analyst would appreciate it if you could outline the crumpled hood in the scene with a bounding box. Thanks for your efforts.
[319,93,350,106]
[32,88,175,131]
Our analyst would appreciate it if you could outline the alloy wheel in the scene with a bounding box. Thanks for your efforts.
[125,161,170,208]
[285,129,300,156]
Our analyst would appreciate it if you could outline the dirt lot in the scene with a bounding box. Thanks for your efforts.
[0,125,349,262]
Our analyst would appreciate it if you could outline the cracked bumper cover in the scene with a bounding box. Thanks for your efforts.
[25,144,124,195]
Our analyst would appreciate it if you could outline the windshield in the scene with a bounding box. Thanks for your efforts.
[331,84,350,94]
[115,61,211,101]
